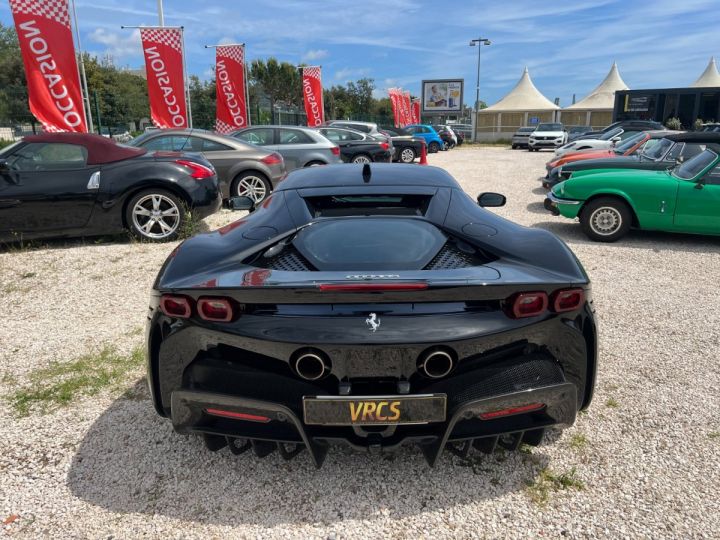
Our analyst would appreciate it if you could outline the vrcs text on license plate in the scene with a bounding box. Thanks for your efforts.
[303,394,446,426]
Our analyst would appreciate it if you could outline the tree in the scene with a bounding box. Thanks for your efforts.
[188,75,216,129]
[249,58,302,116]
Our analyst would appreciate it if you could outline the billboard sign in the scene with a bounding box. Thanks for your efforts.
[421,79,463,114]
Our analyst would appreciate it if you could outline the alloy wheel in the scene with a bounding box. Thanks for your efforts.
[589,206,622,236]
[237,175,267,203]
[131,194,181,240]
[352,155,371,164]
[400,148,415,163]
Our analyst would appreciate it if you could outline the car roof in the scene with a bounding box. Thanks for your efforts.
[317,126,367,135]
[133,128,256,149]
[23,132,146,164]
[663,132,720,143]
[276,163,461,191]
[329,120,377,127]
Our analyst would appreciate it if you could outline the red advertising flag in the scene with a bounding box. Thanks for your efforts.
[389,88,400,128]
[9,0,87,132]
[403,91,412,126]
[140,28,188,128]
[302,66,324,127]
[411,99,420,124]
[215,45,248,133]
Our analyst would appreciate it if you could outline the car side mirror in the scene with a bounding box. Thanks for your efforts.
[611,136,621,143]
[477,192,506,207]
[229,196,255,211]
[0,159,8,173]
[675,156,684,164]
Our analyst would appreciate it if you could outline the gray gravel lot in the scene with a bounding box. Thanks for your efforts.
[1,147,719,538]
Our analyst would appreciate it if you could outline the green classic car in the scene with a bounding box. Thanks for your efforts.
[544,147,720,241]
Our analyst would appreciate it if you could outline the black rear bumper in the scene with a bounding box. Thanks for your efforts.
[171,381,576,467]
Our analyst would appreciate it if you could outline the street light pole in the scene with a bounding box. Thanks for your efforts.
[469,37,491,142]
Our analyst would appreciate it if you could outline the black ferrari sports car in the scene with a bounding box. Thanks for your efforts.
[0,133,221,243]
[146,163,597,467]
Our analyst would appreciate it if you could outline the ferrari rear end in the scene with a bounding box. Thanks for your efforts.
[146,174,596,467]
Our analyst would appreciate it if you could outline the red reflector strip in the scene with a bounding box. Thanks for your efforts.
[479,402,545,420]
[204,408,271,423]
[318,283,428,292]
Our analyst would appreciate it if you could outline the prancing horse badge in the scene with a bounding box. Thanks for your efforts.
[365,313,381,332]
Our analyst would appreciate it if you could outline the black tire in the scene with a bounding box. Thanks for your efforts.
[351,154,372,164]
[304,160,326,167]
[398,147,416,163]
[231,171,271,204]
[511,144,517,149]
[125,188,185,242]
[428,142,440,153]
[580,197,632,242]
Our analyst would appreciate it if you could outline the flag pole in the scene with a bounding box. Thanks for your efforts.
[243,44,251,126]
[179,27,192,128]
[157,0,164,26]
[70,0,93,133]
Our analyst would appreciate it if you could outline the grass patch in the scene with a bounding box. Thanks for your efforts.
[709,431,719,440]
[8,345,144,416]
[568,433,588,450]
[605,397,619,408]
[527,467,585,505]
[20,271,36,279]
[178,205,202,239]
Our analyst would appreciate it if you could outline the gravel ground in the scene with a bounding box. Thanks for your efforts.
[1,147,719,538]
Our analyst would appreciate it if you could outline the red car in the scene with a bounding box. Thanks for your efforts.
[545,131,665,173]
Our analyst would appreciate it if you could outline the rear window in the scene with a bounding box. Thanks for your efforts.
[293,218,446,271]
[304,194,432,217]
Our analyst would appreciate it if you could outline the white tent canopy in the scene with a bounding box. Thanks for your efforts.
[691,57,720,87]
[565,62,628,110]
[481,67,559,112]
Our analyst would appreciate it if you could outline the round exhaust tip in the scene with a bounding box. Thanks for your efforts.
[418,350,455,379]
[293,351,330,381]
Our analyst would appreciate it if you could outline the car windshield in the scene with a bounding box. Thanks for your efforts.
[672,149,717,180]
[599,127,622,140]
[518,127,535,133]
[641,138,673,160]
[614,132,646,154]
[536,123,562,131]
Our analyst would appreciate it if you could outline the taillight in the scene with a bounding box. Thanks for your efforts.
[331,146,340,156]
[204,408,270,423]
[380,142,390,150]
[318,283,428,292]
[197,297,234,322]
[506,292,548,319]
[479,403,545,420]
[261,152,283,165]
[175,159,214,179]
[159,294,192,318]
[551,288,585,313]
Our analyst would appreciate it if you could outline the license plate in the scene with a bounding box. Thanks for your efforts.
[303,394,446,426]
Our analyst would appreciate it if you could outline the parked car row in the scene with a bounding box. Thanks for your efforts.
[0,121,435,244]
[540,125,720,242]
[512,120,665,152]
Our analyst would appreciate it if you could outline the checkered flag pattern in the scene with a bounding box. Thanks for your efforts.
[217,45,244,64]
[140,27,182,53]
[9,0,70,28]
[215,118,237,135]
[303,66,321,80]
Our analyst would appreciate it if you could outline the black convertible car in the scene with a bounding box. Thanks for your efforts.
[315,127,392,164]
[0,133,221,243]
[146,164,597,467]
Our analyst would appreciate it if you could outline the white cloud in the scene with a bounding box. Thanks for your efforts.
[302,49,328,62]
[87,27,141,60]
[334,67,371,81]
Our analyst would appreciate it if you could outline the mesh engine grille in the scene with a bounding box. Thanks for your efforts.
[424,243,477,270]
[261,247,313,272]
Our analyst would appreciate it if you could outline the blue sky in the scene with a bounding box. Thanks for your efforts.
[1,0,718,107]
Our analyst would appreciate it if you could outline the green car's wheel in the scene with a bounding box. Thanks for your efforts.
[580,197,632,242]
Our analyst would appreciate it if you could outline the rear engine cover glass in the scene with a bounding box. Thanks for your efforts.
[293,218,446,270]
